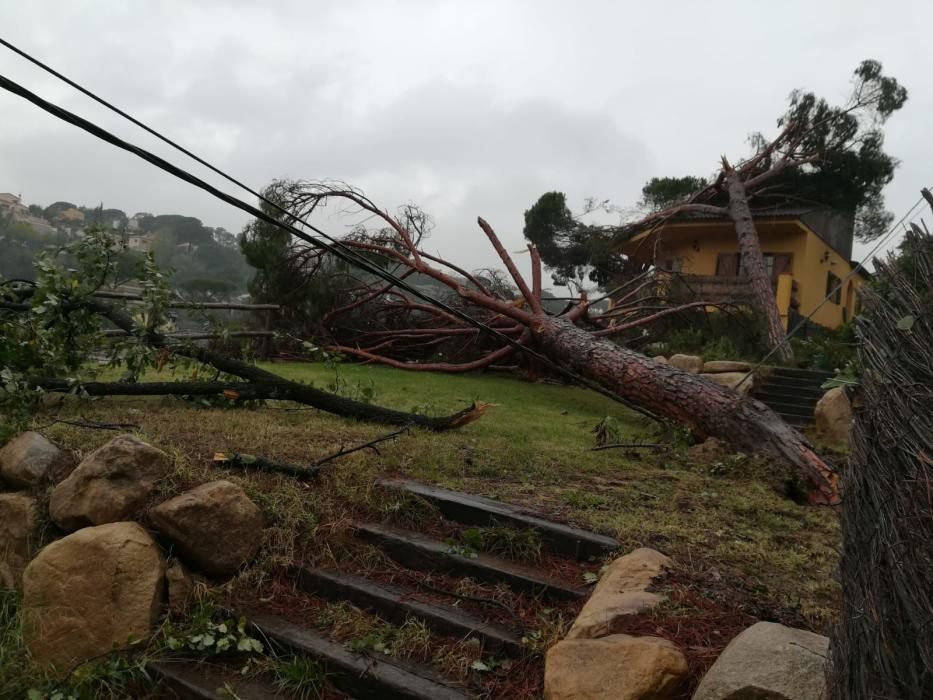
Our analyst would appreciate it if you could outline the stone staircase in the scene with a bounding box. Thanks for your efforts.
[753,367,832,427]
[150,480,619,699]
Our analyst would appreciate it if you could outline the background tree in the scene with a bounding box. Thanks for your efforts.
[239,181,359,337]
[522,192,630,290]
[640,176,708,211]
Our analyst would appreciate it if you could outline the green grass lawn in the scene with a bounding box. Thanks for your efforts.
[31,361,840,626]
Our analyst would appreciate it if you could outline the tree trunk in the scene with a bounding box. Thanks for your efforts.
[723,168,793,361]
[530,315,837,503]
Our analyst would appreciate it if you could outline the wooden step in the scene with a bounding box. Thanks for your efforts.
[378,479,618,561]
[755,389,821,405]
[149,659,290,700]
[758,400,815,417]
[761,376,826,392]
[769,367,833,381]
[295,567,524,656]
[248,609,471,700]
[355,522,585,601]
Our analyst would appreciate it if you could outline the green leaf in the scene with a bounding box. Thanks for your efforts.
[470,660,490,672]
[896,314,915,331]
[582,571,599,584]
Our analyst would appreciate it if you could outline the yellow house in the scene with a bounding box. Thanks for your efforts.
[618,207,867,329]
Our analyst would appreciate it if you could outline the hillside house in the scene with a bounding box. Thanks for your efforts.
[617,206,867,329]
[0,192,26,215]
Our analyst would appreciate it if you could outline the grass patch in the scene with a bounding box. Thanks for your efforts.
[6,361,841,693]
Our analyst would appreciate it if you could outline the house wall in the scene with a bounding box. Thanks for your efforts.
[622,219,863,329]
[796,223,863,328]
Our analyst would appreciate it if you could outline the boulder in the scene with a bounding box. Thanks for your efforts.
[49,434,171,531]
[150,480,264,577]
[0,431,76,488]
[546,634,688,700]
[699,371,753,395]
[815,387,851,446]
[568,548,671,640]
[22,521,164,671]
[165,559,202,615]
[652,355,670,365]
[702,360,752,373]
[693,621,829,700]
[669,354,704,374]
[0,492,38,588]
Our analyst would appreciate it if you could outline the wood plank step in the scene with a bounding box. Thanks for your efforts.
[148,659,289,700]
[761,376,827,390]
[294,566,524,657]
[248,609,471,700]
[377,478,618,561]
[758,400,814,417]
[755,389,821,405]
[769,367,833,380]
[355,522,586,601]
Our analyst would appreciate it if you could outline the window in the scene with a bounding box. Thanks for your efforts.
[826,272,842,304]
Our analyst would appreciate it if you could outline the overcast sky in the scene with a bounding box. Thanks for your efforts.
[1,1,931,286]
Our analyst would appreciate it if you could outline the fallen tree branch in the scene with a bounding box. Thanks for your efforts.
[213,452,322,479]
[33,417,142,432]
[590,443,664,452]
[24,377,492,431]
[312,425,411,467]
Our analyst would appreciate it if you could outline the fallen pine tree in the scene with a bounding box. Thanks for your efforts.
[250,182,839,504]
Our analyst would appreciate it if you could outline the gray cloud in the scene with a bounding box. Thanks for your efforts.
[1,0,931,284]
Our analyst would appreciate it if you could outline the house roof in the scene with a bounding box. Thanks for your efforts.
[619,204,856,261]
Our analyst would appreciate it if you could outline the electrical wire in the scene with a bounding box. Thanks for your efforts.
[0,61,658,418]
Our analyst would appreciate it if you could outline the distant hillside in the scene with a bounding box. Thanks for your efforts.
[0,192,251,300]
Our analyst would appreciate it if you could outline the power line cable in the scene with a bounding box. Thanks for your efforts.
[0,65,658,418]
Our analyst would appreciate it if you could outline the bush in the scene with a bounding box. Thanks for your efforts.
[789,322,857,371]
[645,307,768,361]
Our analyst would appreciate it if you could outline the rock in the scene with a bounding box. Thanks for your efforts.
[546,634,688,700]
[568,548,671,640]
[669,354,704,374]
[815,387,851,446]
[22,521,164,671]
[693,621,829,700]
[688,437,732,463]
[700,371,753,395]
[0,492,38,588]
[652,355,669,364]
[49,434,170,531]
[0,431,76,488]
[702,360,752,373]
[166,559,201,615]
[150,480,264,577]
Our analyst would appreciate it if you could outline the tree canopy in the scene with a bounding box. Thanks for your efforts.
[640,176,707,211]
[522,192,625,288]
[749,59,907,240]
